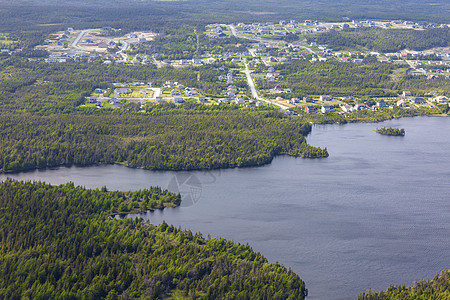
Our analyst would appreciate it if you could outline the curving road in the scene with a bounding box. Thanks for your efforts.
[71,30,89,49]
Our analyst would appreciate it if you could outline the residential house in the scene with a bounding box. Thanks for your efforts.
[411,98,426,104]
[376,100,387,107]
[273,85,283,92]
[341,96,355,101]
[402,91,412,97]
[433,96,449,103]
[305,106,317,113]
[303,97,315,103]
[266,73,276,81]
[235,97,245,104]
[354,103,369,110]
[321,106,334,113]
[319,95,332,101]
[340,104,353,113]
[114,88,129,95]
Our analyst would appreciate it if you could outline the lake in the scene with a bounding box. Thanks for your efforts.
[2,116,449,299]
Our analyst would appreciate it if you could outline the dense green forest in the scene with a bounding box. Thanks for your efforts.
[308,28,450,53]
[0,0,449,25]
[358,270,450,300]
[0,179,307,299]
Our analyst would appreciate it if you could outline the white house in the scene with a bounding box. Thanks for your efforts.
[433,96,449,103]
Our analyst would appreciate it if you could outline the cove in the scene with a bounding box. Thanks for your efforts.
[1,116,449,299]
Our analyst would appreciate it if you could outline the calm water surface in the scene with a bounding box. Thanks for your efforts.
[2,116,449,299]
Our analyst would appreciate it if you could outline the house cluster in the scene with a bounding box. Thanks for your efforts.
[399,91,449,106]
[266,66,276,81]
[206,24,228,38]
[234,20,325,36]
[218,70,234,83]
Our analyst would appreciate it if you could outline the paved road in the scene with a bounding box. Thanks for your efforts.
[404,59,427,75]
[229,25,237,37]
[243,60,289,110]
[71,30,89,49]
[116,40,130,62]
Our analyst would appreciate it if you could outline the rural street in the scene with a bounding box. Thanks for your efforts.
[71,30,89,49]
[243,60,289,110]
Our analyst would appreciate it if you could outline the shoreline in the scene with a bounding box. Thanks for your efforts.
[1,114,447,175]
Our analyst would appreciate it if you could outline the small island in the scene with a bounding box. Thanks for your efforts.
[375,127,405,136]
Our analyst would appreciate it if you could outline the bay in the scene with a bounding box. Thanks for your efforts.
[2,116,449,299]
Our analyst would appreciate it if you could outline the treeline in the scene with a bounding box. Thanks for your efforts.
[357,270,450,300]
[308,27,450,52]
[0,179,307,299]
[0,105,327,173]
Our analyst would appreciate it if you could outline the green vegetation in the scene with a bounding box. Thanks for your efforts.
[358,270,450,300]
[0,57,327,174]
[308,28,450,53]
[298,106,438,124]
[130,25,251,60]
[0,179,307,299]
[265,59,450,99]
[375,127,405,136]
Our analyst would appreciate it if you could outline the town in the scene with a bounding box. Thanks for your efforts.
[4,18,449,119]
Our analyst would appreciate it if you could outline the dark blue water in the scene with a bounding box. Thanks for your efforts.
[2,116,449,299]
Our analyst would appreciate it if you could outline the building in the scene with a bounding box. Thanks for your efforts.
[305,106,317,113]
[411,98,426,104]
[433,96,449,103]
[354,103,369,110]
[402,91,412,97]
[376,100,387,107]
[341,104,353,113]
[235,97,245,104]
[321,106,334,113]
[319,95,332,101]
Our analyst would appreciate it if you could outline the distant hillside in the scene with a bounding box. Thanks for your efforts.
[0,0,449,23]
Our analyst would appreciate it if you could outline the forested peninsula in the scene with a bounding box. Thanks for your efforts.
[0,179,307,299]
